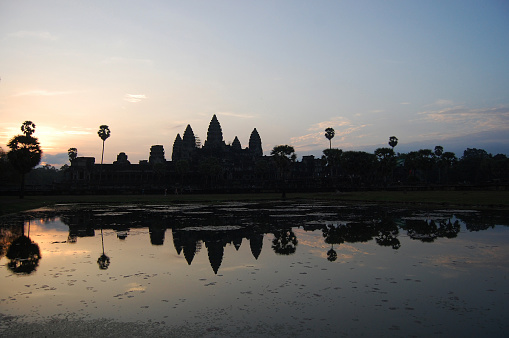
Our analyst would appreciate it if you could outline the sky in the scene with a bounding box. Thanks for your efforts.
[1,0,508,167]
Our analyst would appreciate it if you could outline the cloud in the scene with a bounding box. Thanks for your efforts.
[124,94,147,103]
[217,112,256,119]
[41,152,69,167]
[291,118,368,151]
[8,30,57,41]
[434,99,454,106]
[418,106,509,132]
[400,102,411,105]
[309,117,353,132]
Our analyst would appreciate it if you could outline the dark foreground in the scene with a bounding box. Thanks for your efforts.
[1,190,508,216]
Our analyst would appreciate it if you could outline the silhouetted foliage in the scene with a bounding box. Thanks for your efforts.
[7,121,42,198]
[272,229,298,255]
[6,235,41,274]
[374,147,396,185]
[25,164,63,187]
[97,254,110,270]
[68,147,78,163]
[455,148,492,184]
[341,151,377,187]
[322,148,342,186]
[271,145,296,198]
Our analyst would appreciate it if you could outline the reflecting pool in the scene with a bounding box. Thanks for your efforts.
[1,201,508,337]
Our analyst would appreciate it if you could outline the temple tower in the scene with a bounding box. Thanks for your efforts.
[248,128,263,156]
[172,134,182,161]
[182,124,196,149]
[204,114,225,150]
[113,152,130,165]
[149,145,165,164]
[172,124,197,160]
[232,136,241,151]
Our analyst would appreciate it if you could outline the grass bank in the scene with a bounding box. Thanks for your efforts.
[1,190,508,216]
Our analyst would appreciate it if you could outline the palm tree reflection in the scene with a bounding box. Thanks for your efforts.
[323,223,344,262]
[327,246,337,262]
[6,219,41,275]
[97,227,110,270]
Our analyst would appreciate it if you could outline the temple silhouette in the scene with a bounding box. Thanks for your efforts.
[68,114,323,193]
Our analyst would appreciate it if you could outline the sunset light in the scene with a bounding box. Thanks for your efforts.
[1,1,507,167]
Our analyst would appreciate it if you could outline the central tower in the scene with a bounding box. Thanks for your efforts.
[203,114,225,150]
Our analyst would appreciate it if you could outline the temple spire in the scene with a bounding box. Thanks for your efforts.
[249,128,263,156]
[204,114,224,149]
[172,134,182,161]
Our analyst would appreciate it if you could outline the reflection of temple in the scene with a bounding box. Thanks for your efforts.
[46,203,472,274]
[172,228,264,274]
[61,213,96,243]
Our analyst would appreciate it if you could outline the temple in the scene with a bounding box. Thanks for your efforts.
[68,114,323,193]
[172,114,263,161]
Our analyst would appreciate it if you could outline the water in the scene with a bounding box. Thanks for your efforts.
[1,201,508,337]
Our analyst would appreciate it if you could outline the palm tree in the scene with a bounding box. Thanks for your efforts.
[325,128,335,149]
[388,136,398,150]
[322,148,342,187]
[97,125,110,182]
[271,145,296,199]
[7,121,42,198]
[434,146,444,184]
[21,121,36,136]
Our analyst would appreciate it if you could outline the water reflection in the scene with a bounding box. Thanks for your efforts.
[0,202,508,336]
[1,203,507,274]
[272,229,298,255]
[5,219,41,275]
[97,228,110,270]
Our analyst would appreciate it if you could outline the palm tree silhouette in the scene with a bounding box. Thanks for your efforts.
[325,128,335,149]
[388,136,398,150]
[6,218,41,274]
[97,125,110,182]
[327,245,338,262]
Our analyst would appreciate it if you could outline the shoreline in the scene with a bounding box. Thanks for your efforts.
[1,190,509,216]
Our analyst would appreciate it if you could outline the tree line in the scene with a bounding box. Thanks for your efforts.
[318,129,509,188]
[1,121,111,198]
